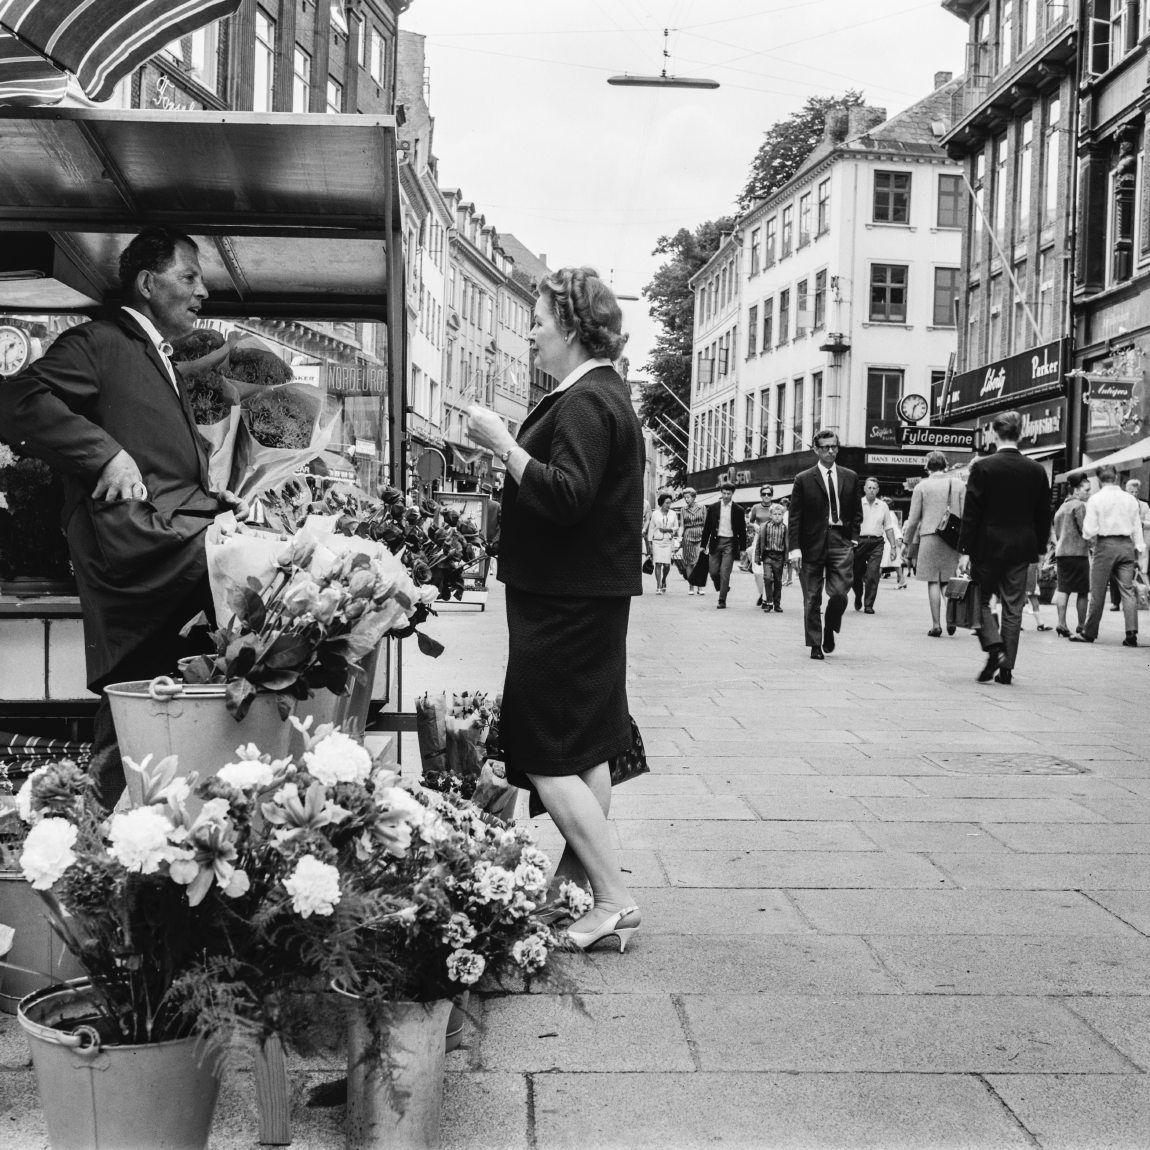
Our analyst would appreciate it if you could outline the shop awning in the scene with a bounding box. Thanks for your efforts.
[446,443,487,471]
[0,105,399,319]
[1022,446,1062,461]
[694,482,794,507]
[1076,436,1150,473]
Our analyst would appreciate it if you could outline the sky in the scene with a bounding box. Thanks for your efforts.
[403,1,967,376]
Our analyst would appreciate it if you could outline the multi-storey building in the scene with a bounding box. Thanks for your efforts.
[688,82,963,510]
[939,0,1080,481]
[497,234,557,406]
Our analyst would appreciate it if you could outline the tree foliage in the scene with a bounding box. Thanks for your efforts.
[737,91,865,210]
[639,216,735,482]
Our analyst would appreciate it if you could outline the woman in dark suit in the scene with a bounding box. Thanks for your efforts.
[466,268,644,953]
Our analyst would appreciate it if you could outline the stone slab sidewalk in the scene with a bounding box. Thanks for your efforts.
[3,569,1149,1148]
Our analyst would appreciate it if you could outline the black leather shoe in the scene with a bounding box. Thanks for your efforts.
[946,625,957,635]
[854,598,862,611]
[756,596,763,607]
[823,624,836,653]
[716,601,726,609]
[810,646,825,660]
[773,605,783,612]
[1068,633,1094,643]
[864,607,875,615]
[995,668,1012,685]
[977,648,1004,682]
[1124,633,1139,648]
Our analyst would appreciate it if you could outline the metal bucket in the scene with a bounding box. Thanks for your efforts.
[105,680,293,811]
[17,980,222,1150]
[334,983,451,1150]
[288,642,383,758]
[0,874,84,1015]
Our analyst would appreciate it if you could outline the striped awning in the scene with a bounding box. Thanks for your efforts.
[0,0,240,105]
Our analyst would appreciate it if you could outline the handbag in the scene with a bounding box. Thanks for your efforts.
[641,556,654,575]
[935,478,962,550]
[527,716,649,817]
[688,552,710,587]
[944,574,980,630]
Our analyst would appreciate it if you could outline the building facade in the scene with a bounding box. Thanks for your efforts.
[688,83,963,510]
[939,0,1080,482]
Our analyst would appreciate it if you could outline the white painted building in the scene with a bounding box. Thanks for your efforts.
[688,78,964,503]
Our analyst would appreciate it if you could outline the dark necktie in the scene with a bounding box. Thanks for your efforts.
[824,466,839,523]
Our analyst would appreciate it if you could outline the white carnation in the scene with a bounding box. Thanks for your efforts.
[217,759,275,790]
[512,932,551,973]
[20,818,78,890]
[446,948,486,986]
[471,862,515,905]
[303,732,372,786]
[282,854,341,917]
[107,807,179,874]
[513,863,548,896]
[559,881,593,918]
[15,766,48,823]
[442,912,477,948]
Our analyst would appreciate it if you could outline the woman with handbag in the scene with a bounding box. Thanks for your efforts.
[466,267,643,954]
[646,491,679,594]
[903,451,966,637]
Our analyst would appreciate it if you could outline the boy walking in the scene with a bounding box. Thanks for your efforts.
[755,502,789,612]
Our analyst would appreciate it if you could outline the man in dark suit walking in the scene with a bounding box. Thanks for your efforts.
[958,410,1052,684]
[0,227,246,807]
[699,479,748,608]
[787,429,863,658]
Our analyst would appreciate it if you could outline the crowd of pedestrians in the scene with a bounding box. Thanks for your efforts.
[641,408,1148,679]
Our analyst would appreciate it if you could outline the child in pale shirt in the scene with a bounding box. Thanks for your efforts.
[754,503,789,612]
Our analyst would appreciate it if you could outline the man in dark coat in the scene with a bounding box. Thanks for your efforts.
[0,227,244,806]
[958,409,1052,684]
[787,429,863,659]
[699,480,748,608]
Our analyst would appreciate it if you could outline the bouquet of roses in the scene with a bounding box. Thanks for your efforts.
[185,524,439,720]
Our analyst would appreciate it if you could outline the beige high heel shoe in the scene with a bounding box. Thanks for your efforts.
[566,906,641,953]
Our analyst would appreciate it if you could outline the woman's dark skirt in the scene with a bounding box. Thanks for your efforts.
[501,586,632,790]
[1056,555,1089,595]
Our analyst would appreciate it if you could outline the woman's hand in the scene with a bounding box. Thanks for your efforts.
[466,405,516,455]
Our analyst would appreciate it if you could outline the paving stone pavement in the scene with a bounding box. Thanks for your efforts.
[3,571,1149,1148]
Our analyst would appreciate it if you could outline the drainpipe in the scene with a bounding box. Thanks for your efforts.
[1065,0,1087,470]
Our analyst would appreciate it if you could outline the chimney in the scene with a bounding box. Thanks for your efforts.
[823,107,850,143]
[934,70,954,89]
[846,105,887,139]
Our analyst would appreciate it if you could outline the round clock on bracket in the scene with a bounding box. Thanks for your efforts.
[0,324,33,378]
[897,392,929,424]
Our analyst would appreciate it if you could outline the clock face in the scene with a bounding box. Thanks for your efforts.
[898,393,929,424]
[0,325,32,377]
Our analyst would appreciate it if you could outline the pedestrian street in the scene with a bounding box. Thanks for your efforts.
[4,571,1150,1148]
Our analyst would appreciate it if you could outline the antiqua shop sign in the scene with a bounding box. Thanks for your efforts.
[943,339,1068,416]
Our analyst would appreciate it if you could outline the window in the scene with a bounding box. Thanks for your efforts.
[781,206,793,257]
[744,395,756,458]
[326,77,343,113]
[992,134,1009,242]
[792,377,805,448]
[812,371,824,433]
[253,8,275,112]
[292,47,311,113]
[930,369,948,416]
[353,11,366,67]
[1022,0,1037,45]
[1037,248,1055,338]
[866,368,904,423]
[1109,147,1138,283]
[1012,261,1031,352]
[973,150,987,262]
[330,1,348,34]
[762,297,774,350]
[775,383,786,454]
[697,291,705,328]
[869,264,908,323]
[162,24,219,93]
[798,193,812,247]
[795,279,809,339]
[988,274,1004,357]
[369,27,384,84]
[764,217,778,267]
[1043,96,1061,223]
[974,10,992,77]
[966,285,982,366]
[1018,117,1034,233]
[750,228,761,276]
[719,333,729,377]
[1000,0,1014,68]
[747,305,759,356]
[933,268,960,326]
[1090,0,1140,74]
[874,171,911,223]
[759,389,770,451]
[813,270,827,330]
[778,289,790,343]
[817,178,830,234]
[937,173,963,228]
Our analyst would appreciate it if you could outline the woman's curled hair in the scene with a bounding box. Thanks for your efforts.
[538,267,628,360]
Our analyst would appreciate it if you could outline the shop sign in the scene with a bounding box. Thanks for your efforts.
[952,397,1066,452]
[945,338,1068,415]
[899,425,976,450]
[1086,375,1138,403]
[327,363,386,396]
[866,420,899,447]
[866,451,930,467]
[140,63,204,111]
[1083,343,1148,456]
[353,438,377,457]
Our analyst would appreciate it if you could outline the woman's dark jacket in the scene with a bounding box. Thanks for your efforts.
[496,365,644,597]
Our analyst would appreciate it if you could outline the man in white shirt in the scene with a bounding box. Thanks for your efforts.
[1071,464,1145,647]
[699,481,748,608]
[852,477,899,614]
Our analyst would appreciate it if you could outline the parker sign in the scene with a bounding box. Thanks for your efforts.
[945,339,1068,414]
[899,425,976,450]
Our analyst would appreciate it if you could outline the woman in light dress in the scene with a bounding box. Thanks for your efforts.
[646,491,679,594]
